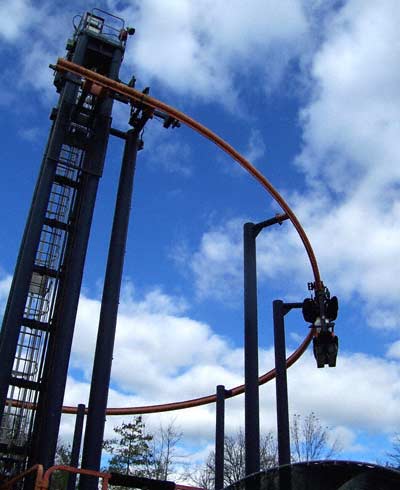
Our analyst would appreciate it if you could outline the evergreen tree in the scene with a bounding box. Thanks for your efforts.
[50,441,72,490]
[103,416,153,476]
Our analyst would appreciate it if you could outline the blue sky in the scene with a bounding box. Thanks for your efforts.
[1,0,400,470]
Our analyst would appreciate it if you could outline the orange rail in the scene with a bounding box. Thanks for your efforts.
[0,464,43,490]
[5,59,319,417]
[40,465,111,490]
[56,328,313,415]
[55,58,322,290]
[0,464,203,490]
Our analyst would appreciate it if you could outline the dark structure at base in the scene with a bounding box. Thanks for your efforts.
[224,460,400,490]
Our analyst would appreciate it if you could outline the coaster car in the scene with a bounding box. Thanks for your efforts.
[302,292,339,368]
[313,328,338,368]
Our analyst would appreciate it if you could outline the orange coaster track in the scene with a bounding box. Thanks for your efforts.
[32,59,321,415]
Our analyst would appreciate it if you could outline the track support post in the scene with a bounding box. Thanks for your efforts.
[67,404,86,490]
[273,300,291,467]
[243,214,289,477]
[80,129,141,490]
[243,223,261,476]
[215,385,226,490]
[272,300,302,490]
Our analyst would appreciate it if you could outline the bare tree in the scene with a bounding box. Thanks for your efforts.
[188,413,341,488]
[290,412,341,462]
[387,434,400,468]
[144,420,183,480]
[187,429,277,489]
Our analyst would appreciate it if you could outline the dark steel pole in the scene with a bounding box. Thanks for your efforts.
[80,130,139,490]
[29,39,122,470]
[273,300,291,466]
[0,113,71,421]
[215,385,225,490]
[32,170,103,470]
[67,404,86,490]
[0,35,90,422]
[243,223,260,476]
[0,160,55,420]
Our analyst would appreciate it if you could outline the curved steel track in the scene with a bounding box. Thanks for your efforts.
[22,59,323,415]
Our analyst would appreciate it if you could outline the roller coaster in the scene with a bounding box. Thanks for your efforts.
[1,7,393,490]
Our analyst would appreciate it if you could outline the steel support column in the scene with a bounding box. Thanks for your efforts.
[33,171,102,470]
[80,130,139,490]
[215,385,225,490]
[0,106,73,422]
[29,39,123,472]
[273,300,291,466]
[0,156,56,420]
[0,37,89,421]
[67,404,86,490]
[243,223,260,476]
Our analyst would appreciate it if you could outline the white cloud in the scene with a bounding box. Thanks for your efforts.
[184,217,308,303]
[0,1,74,104]
[18,127,42,142]
[188,218,244,301]
[386,341,400,360]
[182,0,400,328]
[140,120,193,176]
[115,0,310,104]
[288,351,400,433]
[244,129,267,165]
[58,284,400,457]
[0,272,12,315]
[0,0,38,42]
[0,1,318,112]
[71,285,239,400]
[290,0,400,326]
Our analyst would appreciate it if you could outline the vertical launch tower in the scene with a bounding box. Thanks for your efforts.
[0,9,131,473]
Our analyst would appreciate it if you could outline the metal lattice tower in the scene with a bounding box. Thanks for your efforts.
[0,9,129,474]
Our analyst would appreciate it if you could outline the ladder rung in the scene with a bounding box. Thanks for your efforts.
[9,377,40,391]
[21,318,51,332]
[63,132,89,151]
[43,217,69,231]
[32,264,59,279]
[0,443,27,455]
[54,173,79,188]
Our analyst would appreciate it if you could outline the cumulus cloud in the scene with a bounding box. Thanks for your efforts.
[2,0,400,466]
[0,273,12,315]
[188,218,244,301]
[58,284,400,459]
[386,341,400,360]
[244,129,267,165]
[110,0,310,105]
[0,0,39,42]
[71,285,239,400]
[0,0,80,105]
[182,216,309,303]
[182,0,400,329]
[139,119,193,177]
[291,0,400,325]
[0,271,12,314]
[0,0,314,108]
[287,350,400,433]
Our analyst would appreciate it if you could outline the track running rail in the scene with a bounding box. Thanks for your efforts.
[55,58,322,288]
[8,58,321,416]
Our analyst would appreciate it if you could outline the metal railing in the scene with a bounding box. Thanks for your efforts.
[0,465,204,490]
